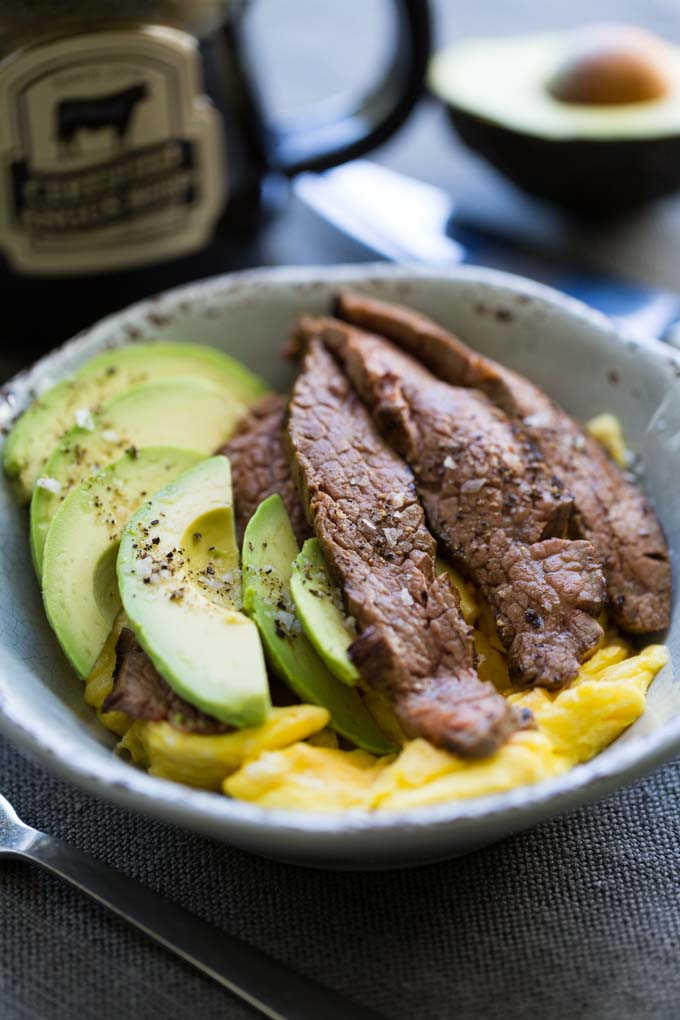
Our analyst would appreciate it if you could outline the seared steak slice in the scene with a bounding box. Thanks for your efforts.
[336,290,671,634]
[286,339,525,757]
[102,628,230,734]
[219,393,310,546]
[300,316,605,688]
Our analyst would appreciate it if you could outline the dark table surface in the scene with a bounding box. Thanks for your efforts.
[3,2,680,1018]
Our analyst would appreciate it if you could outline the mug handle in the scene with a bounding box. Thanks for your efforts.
[257,0,432,175]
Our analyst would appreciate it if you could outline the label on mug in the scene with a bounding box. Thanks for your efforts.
[0,27,227,275]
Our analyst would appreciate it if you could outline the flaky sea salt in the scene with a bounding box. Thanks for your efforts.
[276,609,297,633]
[35,476,62,494]
[398,588,414,606]
[443,455,456,470]
[102,429,120,443]
[383,527,399,547]
[74,408,95,431]
[461,477,486,494]
[137,556,153,579]
[523,411,552,429]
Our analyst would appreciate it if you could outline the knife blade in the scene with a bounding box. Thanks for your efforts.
[294,160,680,344]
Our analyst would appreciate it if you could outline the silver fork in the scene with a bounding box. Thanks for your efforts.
[0,791,382,1020]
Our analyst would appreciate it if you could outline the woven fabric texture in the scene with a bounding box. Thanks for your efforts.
[1,734,679,1020]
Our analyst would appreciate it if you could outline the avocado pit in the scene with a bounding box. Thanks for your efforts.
[548,24,672,106]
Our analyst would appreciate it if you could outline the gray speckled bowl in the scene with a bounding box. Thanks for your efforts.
[0,264,677,869]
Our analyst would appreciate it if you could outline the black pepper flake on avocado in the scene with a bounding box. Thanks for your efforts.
[274,620,286,639]
[206,564,215,575]
[152,536,160,545]
[126,446,139,458]
[193,532,202,541]
[150,519,159,527]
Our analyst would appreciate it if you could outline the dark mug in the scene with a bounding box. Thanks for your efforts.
[0,1,431,365]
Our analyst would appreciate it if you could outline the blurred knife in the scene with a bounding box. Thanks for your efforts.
[294,160,680,344]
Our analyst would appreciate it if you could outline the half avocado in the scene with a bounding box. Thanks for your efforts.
[429,24,680,215]
[242,495,395,755]
[42,446,203,678]
[30,376,244,577]
[4,341,267,502]
[118,456,270,728]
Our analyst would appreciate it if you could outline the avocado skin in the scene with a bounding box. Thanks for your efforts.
[446,103,680,217]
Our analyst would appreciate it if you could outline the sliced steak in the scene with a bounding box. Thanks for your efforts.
[218,393,310,545]
[286,338,526,757]
[298,316,605,688]
[336,290,671,634]
[102,628,230,734]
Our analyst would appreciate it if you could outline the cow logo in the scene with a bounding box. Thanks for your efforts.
[0,27,226,274]
[56,83,150,156]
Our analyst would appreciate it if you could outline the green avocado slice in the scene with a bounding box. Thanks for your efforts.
[117,456,270,728]
[290,538,359,686]
[5,341,267,503]
[30,376,245,577]
[242,495,395,755]
[42,446,203,678]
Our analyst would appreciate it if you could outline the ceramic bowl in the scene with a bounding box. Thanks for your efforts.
[0,264,677,869]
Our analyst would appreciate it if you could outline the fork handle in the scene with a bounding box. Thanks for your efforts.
[15,830,382,1020]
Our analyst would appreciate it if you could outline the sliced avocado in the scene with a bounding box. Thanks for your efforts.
[242,495,395,755]
[429,26,680,215]
[4,341,267,503]
[42,446,203,678]
[30,376,244,577]
[118,456,270,728]
[290,538,359,686]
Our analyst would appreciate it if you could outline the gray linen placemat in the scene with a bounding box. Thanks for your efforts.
[1,734,678,1020]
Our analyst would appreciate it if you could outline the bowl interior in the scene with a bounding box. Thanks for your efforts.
[0,263,677,866]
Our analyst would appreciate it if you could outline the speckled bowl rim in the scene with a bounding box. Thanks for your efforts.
[1,262,678,860]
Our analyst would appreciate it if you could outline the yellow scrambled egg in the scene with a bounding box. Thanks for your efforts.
[586,413,627,468]
[223,641,667,812]
[87,575,668,812]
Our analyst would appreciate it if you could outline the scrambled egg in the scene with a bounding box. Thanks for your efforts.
[119,706,329,791]
[85,418,669,813]
[224,641,667,812]
[88,570,669,812]
[586,412,627,468]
